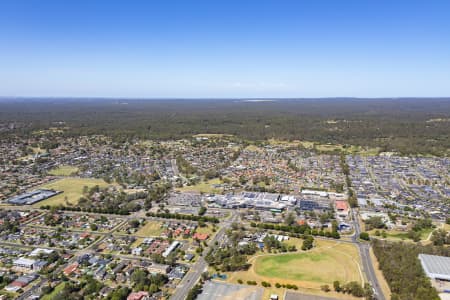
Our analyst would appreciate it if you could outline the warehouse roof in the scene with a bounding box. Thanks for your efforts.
[418,254,450,281]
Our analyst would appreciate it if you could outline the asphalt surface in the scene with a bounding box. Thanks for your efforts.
[170,211,239,300]
[2,204,385,300]
[351,209,386,300]
[197,281,263,300]
[284,291,340,300]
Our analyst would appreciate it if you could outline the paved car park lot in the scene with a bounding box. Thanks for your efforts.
[285,291,340,300]
[197,281,263,300]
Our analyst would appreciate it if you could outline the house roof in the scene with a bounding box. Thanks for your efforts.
[335,200,348,210]
[127,291,149,300]
[63,263,79,275]
[193,232,209,240]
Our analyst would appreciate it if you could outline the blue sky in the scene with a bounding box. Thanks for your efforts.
[0,0,449,98]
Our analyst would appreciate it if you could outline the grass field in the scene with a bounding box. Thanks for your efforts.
[41,282,66,300]
[367,228,434,242]
[256,252,335,282]
[35,177,109,207]
[48,165,79,176]
[267,139,379,156]
[130,237,144,248]
[227,239,363,297]
[136,221,164,236]
[195,225,215,237]
[177,178,224,194]
[245,144,264,152]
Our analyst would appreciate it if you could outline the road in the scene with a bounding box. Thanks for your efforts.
[351,208,385,300]
[171,159,180,177]
[170,211,239,300]
[2,204,384,299]
[17,250,82,300]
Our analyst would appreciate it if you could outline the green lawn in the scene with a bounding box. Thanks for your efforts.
[136,221,164,236]
[48,165,79,176]
[368,228,434,241]
[256,253,331,282]
[254,242,362,285]
[41,282,66,300]
[35,177,110,207]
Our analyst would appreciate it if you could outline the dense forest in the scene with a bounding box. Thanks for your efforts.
[372,239,450,300]
[1,98,449,155]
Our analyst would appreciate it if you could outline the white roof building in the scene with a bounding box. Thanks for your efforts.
[419,254,450,281]
[29,248,54,257]
[13,258,37,269]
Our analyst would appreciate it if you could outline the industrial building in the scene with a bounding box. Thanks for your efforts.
[162,241,180,257]
[7,189,61,205]
[419,254,450,281]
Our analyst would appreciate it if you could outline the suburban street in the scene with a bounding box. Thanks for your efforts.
[170,211,239,300]
[351,209,385,300]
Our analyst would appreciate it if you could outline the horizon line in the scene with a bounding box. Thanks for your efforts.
[1,96,450,100]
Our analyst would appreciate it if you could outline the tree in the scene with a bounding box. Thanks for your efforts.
[407,230,421,242]
[431,229,449,246]
[201,271,210,281]
[372,239,442,300]
[198,206,207,216]
[359,232,370,241]
[301,236,314,250]
[149,283,159,294]
[105,285,134,299]
[321,284,330,292]
[343,281,364,297]
[284,212,296,226]
[365,216,385,230]
[333,280,341,292]
[364,283,374,299]
[129,219,140,228]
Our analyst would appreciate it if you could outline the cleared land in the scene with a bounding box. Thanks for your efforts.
[136,221,164,237]
[35,177,109,207]
[227,239,362,299]
[177,178,224,194]
[48,165,79,176]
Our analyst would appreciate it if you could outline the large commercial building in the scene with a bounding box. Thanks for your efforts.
[13,258,46,272]
[7,189,61,205]
[418,254,450,281]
